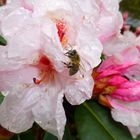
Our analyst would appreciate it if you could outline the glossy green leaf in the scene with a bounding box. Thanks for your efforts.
[75,101,140,140]
[0,35,7,46]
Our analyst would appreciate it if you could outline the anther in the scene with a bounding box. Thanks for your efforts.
[33,78,41,85]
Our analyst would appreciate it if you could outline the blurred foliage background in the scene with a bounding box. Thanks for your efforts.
[120,0,140,27]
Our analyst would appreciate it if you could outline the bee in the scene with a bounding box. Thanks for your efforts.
[64,49,80,76]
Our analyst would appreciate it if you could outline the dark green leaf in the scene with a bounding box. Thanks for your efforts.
[10,130,35,140]
[43,125,74,140]
[75,101,140,140]
[0,35,7,46]
[100,54,105,61]
[43,132,57,140]
[63,126,72,140]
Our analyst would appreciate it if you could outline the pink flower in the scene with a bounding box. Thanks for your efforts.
[103,31,140,57]
[103,30,140,81]
[4,0,123,43]
[95,0,123,43]
[0,0,104,139]
[93,51,140,138]
[95,30,140,138]
[0,15,67,139]
[1,0,104,71]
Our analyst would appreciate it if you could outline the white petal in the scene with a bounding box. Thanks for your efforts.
[64,72,94,105]
[32,88,66,140]
[96,0,123,41]
[41,18,66,72]
[0,66,39,91]
[0,87,40,133]
[76,25,103,71]
[128,126,140,139]
[0,0,22,23]
[0,48,25,71]
[110,99,140,126]
[45,0,72,12]
[108,98,140,138]
[0,7,43,60]
[103,31,138,56]
[22,0,71,17]
[1,8,31,38]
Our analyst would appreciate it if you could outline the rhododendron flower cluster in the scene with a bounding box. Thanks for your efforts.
[2,0,140,140]
[0,0,123,139]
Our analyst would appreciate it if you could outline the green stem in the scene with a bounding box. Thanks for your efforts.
[83,102,117,140]
[17,134,21,140]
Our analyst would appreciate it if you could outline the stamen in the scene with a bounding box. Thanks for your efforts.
[33,56,55,85]
[99,95,111,108]
[33,71,47,85]
[33,78,42,85]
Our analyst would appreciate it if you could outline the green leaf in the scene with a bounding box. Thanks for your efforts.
[63,125,74,140]
[43,125,74,140]
[0,92,4,104]
[100,54,106,61]
[10,130,35,140]
[75,101,140,140]
[43,132,57,140]
[0,35,7,46]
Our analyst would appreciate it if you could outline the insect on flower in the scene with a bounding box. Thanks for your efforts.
[64,49,80,76]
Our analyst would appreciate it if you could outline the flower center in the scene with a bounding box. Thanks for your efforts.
[33,56,55,85]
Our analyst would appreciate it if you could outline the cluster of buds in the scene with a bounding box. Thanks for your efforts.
[0,0,122,139]
[93,61,140,107]
[93,15,140,137]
